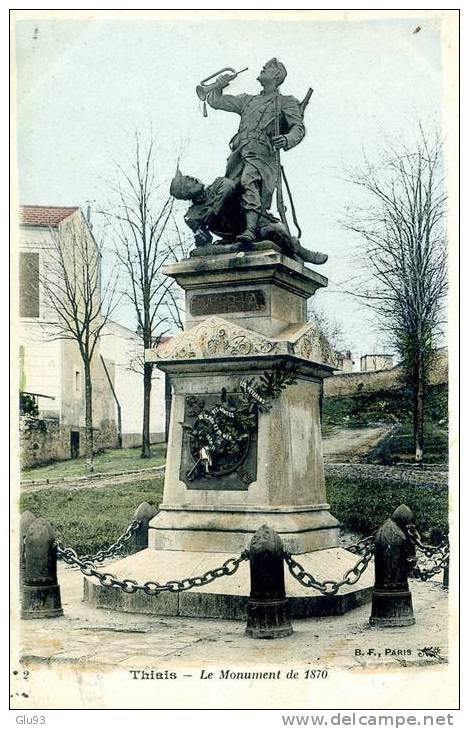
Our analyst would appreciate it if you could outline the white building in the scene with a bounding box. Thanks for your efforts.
[19,205,118,466]
[360,354,394,372]
[336,350,354,373]
[100,321,168,447]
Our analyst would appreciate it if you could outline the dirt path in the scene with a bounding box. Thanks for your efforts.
[20,466,165,493]
[322,425,393,462]
[322,425,447,485]
[21,425,446,493]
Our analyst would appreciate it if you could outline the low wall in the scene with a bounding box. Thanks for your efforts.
[122,432,165,448]
[20,417,67,468]
[20,416,119,468]
[324,350,448,399]
[94,420,119,452]
[324,367,402,398]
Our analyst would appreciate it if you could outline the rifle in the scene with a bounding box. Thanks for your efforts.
[274,93,290,234]
[274,87,313,238]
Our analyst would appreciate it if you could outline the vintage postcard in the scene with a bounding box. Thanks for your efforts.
[10,8,459,715]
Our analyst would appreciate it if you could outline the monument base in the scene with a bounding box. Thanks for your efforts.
[149,505,339,554]
[83,547,373,620]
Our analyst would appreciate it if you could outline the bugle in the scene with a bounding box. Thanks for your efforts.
[196,66,248,116]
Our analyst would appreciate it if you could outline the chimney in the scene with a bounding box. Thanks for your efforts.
[86,200,95,231]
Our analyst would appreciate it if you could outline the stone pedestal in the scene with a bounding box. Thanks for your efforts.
[84,244,373,618]
[180,241,326,337]
[147,245,339,554]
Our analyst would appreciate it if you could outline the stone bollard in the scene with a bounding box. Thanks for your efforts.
[131,502,158,552]
[369,504,415,628]
[246,525,293,639]
[392,504,418,576]
[21,517,63,619]
[19,511,37,599]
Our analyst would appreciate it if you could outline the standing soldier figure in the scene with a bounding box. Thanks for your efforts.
[207,58,305,244]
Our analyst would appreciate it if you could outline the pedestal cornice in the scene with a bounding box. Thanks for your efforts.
[162,246,328,299]
[146,315,338,370]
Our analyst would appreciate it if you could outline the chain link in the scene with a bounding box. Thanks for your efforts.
[52,516,450,595]
[284,540,374,596]
[405,524,450,580]
[406,524,448,557]
[55,519,141,565]
[411,544,450,581]
[55,543,249,594]
[344,534,374,556]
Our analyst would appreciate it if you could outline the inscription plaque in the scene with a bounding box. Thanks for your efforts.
[190,289,266,317]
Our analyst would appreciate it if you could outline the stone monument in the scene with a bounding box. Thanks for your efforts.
[84,60,373,618]
[147,247,339,555]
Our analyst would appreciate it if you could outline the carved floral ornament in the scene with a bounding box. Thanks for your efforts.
[149,316,338,367]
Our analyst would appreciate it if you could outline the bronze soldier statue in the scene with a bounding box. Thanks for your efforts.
[170,59,328,265]
[170,171,238,247]
[170,170,327,265]
[206,58,305,244]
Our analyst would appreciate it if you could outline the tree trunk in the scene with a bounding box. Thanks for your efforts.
[141,361,153,458]
[413,350,425,464]
[83,359,94,473]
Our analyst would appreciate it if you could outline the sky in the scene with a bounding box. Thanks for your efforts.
[13,11,446,360]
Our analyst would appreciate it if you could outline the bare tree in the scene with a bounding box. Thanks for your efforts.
[344,130,447,462]
[307,301,347,356]
[102,133,189,458]
[40,213,118,471]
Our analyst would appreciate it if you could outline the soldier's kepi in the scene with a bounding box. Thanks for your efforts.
[206,58,305,244]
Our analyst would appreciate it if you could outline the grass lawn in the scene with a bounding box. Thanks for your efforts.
[20,477,165,555]
[19,472,447,555]
[363,422,448,465]
[323,383,448,429]
[21,445,167,482]
[327,474,448,540]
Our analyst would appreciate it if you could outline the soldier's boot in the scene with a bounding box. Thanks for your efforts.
[300,248,328,265]
[289,236,328,265]
[237,211,259,245]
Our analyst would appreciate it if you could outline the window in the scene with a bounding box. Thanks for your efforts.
[75,370,81,394]
[20,252,40,318]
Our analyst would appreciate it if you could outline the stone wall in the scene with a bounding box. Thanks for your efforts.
[20,417,67,468]
[94,420,119,453]
[122,432,165,448]
[20,416,119,469]
[324,349,448,399]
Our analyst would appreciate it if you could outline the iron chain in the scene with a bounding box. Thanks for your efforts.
[406,524,449,581]
[411,544,450,581]
[344,534,374,556]
[55,519,141,565]
[406,524,448,557]
[284,540,374,596]
[55,543,249,594]
[53,518,449,595]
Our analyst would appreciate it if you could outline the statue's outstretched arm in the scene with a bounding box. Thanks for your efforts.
[207,89,248,115]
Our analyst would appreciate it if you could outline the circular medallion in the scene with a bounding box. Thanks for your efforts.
[189,402,252,477]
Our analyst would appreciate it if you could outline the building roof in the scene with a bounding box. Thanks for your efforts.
[361,353,394,359]
[20,205,79,227]
[105,320,173,343]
